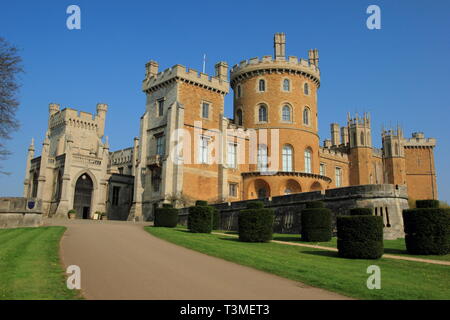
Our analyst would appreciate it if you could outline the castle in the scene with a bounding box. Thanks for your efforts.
[23,33,438,222]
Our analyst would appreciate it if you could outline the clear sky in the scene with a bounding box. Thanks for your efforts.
[0,0,449,202]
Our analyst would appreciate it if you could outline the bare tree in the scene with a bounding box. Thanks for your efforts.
[0,37,23,174]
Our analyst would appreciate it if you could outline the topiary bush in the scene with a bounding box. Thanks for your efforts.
[349,208,373,216]
[238,202,274,242]
[305,201,325,209]
[154,205,179,227]
[188,202,213,233]
[301,205,332,242]
[212,207,220,230]
[402,206,450,255]
[416,200,440,209]
[195,200,208,206]
[337,215,384,259]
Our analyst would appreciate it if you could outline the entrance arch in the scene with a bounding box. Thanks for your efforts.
[74,173,93,219]
[310,181,322,192]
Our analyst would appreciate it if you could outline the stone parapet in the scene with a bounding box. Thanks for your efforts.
[0,197,43,228]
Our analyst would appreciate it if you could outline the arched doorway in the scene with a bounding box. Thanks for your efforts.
[310,181,322,192]
[254,179,270,199]
[282,179,302,195]
[74,174,93,219]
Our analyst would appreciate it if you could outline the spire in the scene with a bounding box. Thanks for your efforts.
[28,138,35,152]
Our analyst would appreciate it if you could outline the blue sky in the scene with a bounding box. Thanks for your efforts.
[0,0,449,202]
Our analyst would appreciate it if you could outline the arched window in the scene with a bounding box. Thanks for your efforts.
[360,132,365,145]
[283,79,290,91]
[259,79,266,92]
[282,145,293,172]
[304,83,309,95]
[236,109,243,126]
[258,105,267,122]
[282,105,291,122]
[304,149,312,173]
[257,144,268,172]
[303,107,310,125]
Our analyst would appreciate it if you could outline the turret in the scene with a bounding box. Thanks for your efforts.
[145,60,159,79]
[215,61,228,82]
[23,138,35,197]
[274,32,286,60]
[330,123,340,147]
[49,103,60,117]
[382,126,406,186]
[348,112,372,185]
[308,49,319,67]
[96,103,108,138]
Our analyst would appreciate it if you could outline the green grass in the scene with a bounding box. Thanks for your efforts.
[0,227,82,300]
[146,226,450,300]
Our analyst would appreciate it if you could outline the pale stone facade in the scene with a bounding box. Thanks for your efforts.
[24,33,438,225]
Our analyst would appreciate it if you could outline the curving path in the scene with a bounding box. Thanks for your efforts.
[46,219,349,300]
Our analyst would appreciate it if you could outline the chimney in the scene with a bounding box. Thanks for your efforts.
[274,33,286,60]
[331,123,341,146]
[214,61,228,82]
[145,60,159,79]
[308,49,319,67]
[341,126,349,145]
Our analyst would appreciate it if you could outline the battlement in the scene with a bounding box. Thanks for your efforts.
[110,147,133,166]
[404,132,436,148]
[347,112,370,127]
[319,146,349,160]
[142,63,229,94]
[229,55,320,87]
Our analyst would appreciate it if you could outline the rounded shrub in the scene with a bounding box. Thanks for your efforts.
[336,215,384,259]
[306,201,324,209]
[416,200,440,209]
[238,204,274,242]
[350,208,373,216]
[301,207,332,242]
[188,203,213,233]
[154,206,179,227]
[402,207,450,255]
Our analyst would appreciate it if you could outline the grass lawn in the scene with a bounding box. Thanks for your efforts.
[146,226,450,300]
[0,227,82,300]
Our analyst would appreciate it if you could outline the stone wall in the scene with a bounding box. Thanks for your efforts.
[0,197,43,228]
[178,184,409,240]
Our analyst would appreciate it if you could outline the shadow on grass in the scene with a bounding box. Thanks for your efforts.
[273,236,301,242]
[384,248,408,255]
[301,250,339,258]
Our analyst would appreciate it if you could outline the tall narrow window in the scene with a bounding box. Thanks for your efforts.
[320,163,325,176]
[227,143,237,168]
[202,102,210,119]
[282,145,293,172]
[257,144,268,172]
[258,105,267,122]
[236,109,243,126]
[283,79,290,91]
[303,107,310,125]
[304,83,309,95]
[259,79,266,92]
[156,135,165,156]
[157,99,164,117]
[304,149,312,173]
[112,186,120,206]
[31,172,38,198]
[229,183,238,197]
[335,167,342,187]
[282,105,291,122]
[199,136,209,164]
[360,132,365,145]
[237,85,241,98]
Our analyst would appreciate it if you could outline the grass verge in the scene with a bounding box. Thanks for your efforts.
[0,227,82,300]
[146,226,450,300]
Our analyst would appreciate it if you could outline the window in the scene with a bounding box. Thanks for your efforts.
[236,109,243,126]
[282,105,291,122]
[304,83,309,95]
[152,169,161,192]
[360,132,365,145]
[335,167,342,187]
[284,189,292,195]
[259,79,266,92]
[199,136,209,164]
[229,183,238,197]
[257,144,268,172]
[227,143,237,168]
[282,145,293,172]
[283,79,290,91]
[237,85,241,98]
[202,102,210,119]
[303,107,310,125]
[118,167,124,175]
[156,135,165,156]
[304,149,312,173]
[319,163,325,176]
[258,105,267,122]
[157,99,164,117]
[112,186,120,206]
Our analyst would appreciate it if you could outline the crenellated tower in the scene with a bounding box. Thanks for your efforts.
[348,113,372,185]
[382,126,406,186]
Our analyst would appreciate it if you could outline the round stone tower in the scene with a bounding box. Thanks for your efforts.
[230,33,329,198]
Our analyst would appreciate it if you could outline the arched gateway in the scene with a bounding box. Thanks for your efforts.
[73,174,93,219]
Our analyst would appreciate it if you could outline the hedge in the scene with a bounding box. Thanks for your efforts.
[301,207,332,242]
[350,208,373,216]
[238,202,274,242]
[247,201,264,209]
[195,200,208,206]
[416,200,440,209]
[402,207,450,255]
[212,207,220,230]
[306,201,324,209]
[188,202,213,233]
[337,215,384,259]
[154,206,179,227]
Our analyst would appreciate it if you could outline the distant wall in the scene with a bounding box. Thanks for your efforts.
[0,197,43,228]
[179,184,409,240]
